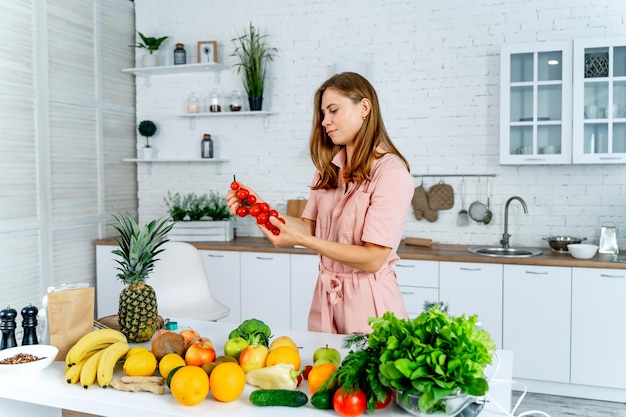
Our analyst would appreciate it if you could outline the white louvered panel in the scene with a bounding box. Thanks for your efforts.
[49,102,99,218]
[101,0,135,105]
[47,0,96,100]
[0,229,42,309]
[0,0,35,89]
[52,225,99,287]
[0,95,38,220]
[103,110,137,212]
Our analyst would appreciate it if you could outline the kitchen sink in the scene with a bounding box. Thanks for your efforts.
[468,246,543,258]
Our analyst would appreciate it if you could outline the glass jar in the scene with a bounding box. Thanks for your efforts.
[209,91,221,112]
[187,92,200,113]
[174,43,186,65]
[229,90,242,112]
[201,133,214,158]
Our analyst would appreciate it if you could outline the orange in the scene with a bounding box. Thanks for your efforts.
[209,362,246,402]
[159,352,186,378]
[123,350,157,376]
[307,362,338,394]
[170,365,209,406]
[265,345,301,371]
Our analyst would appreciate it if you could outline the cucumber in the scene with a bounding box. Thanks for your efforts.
[249,389,308,407]
[311,389,337,409]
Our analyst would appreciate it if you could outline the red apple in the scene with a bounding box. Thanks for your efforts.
[190,336,213,348]
[238,344,269,373]
[185,342,216,366]
[179,329,201,349]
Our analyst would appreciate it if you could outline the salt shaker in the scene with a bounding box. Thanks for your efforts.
[21,304,39,345]
[1,305,18,350]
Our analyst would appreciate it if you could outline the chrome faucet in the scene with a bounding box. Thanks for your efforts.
[500,196,528,249]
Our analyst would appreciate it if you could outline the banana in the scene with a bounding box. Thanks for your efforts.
[80,348,106,389]
[66,328,127,366]
[66,350,99,384]
[97,341,130,388]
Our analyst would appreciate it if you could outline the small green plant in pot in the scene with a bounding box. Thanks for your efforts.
[133,32,169,67]
[231,22,278,111]
[138,120,157,159]
[164,191,231,221]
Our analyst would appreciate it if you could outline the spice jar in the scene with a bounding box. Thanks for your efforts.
[229,90,242,112]
[187,92,200,113]
[201,133,214,158]
[174,43,186,65]
[209,91,221,112]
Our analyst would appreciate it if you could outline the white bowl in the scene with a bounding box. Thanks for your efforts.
[567,243,599,259]
[0,344,58,376]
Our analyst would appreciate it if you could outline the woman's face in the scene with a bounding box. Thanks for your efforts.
[320,88,366,147]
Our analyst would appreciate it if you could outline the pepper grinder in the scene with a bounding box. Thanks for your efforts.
[21,304,39,345]
[1,305,18,350]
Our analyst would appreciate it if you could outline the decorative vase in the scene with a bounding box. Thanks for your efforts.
[248,97,263,111]
[142,53,158,67]
[142,147,154,159]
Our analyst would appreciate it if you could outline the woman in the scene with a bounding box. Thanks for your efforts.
[227,72,414,334]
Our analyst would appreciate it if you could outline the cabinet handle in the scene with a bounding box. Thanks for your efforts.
[459,267,481,271]
[525,271,548,275]
[600,273,625,279]
[207,254,224,258]
[395,264,415,268]
[256,256,273,260]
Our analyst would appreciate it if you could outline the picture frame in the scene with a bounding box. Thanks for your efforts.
[197,41,217,64]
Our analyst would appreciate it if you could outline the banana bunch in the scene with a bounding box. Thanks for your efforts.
[65,328,130,388]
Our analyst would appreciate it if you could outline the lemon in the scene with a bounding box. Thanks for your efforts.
[123,350,157,376]
[126,346,150,358]
[159,353,187,379]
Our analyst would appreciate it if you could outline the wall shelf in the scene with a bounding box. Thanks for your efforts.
[180,111,275,128]
[122,63,227,86]
[123,158,230,174]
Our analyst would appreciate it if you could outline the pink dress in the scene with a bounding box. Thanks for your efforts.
[302,148,414,334]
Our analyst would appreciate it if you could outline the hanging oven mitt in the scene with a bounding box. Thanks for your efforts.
[411,185,438,222]
[428,182,454,211]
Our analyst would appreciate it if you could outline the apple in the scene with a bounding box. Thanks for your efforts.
[238,343,269,373]
[223,336,249,361]
[179,329,201,349]
[190,336,213,348]
[269,335,298,351]
[313,345,341,366]
[184,341,216,366]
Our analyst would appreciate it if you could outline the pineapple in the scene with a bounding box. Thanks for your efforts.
[111,211,173,343]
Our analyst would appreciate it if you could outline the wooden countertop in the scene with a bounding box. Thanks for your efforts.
[94,236,626,269]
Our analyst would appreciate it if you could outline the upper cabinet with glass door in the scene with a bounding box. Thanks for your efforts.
[572,38,626,164]
[500,42,572,165]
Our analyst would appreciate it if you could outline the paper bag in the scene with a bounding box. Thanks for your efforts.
[47,287,95,361]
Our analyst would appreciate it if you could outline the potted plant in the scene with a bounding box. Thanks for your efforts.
[138,120,157,159]
[231,22,278,111]
[164,191,234,241]
[133,31,169,67]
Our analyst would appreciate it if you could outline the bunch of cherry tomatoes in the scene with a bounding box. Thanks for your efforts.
[231,177,285,235]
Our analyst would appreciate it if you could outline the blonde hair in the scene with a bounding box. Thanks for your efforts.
[309,72,410,190]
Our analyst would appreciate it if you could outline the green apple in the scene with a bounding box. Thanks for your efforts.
[223,336,249,361]
[313,344,341,366]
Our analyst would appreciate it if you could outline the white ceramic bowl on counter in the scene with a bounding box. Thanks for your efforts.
[567,243,599,259]
[0,344,58,376]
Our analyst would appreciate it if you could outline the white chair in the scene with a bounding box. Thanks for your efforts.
[148,241,230,321]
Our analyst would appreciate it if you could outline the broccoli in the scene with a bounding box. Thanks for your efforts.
[228,318,272,347]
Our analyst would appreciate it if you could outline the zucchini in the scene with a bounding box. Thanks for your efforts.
[311,389,337,409]
[249,389,308,407]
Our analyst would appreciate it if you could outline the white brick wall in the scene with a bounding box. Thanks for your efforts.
[134,0,626,248]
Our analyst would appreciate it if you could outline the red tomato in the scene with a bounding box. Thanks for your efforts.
[246,194,257,204]
[277,217,286,224]
[259,202,270,213]
[236,189,250,200]
[256,213,268,225]
[268,209,279,218]
[302,365,313,380]
[375,390,392,409]
[248,203,262,217]
[333,388,367,417]
[236,206,248,217]
[271,228,280,235]
[230,181,240,191]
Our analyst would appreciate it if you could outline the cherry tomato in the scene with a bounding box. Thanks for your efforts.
[271,228,280,235]
[256,213,268,225]
[230,181,240,191]
[248,203,262,217]
[268,209,279,218]
[333,388,367,417]
[246,194,257,205]
[277,217,286,224]
[236,189,250,200]
[236,206,248,217]
[259,202,270,213]
[375,390,392,409]
[302,365,313,380]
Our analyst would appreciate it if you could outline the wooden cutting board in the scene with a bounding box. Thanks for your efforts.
[286,199,307,218]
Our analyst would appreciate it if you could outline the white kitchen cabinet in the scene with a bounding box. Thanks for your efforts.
[240,252,291,330]
[503,265,571,383]
[290,254,320,331]
[500,41,573,165]
[394,260,439,318]
[571,267,626,389]
[572,37,626,163]
[439,262,503,348]
[199,250,241,325]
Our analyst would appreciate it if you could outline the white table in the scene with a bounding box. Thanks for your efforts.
[0,319,513,417]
